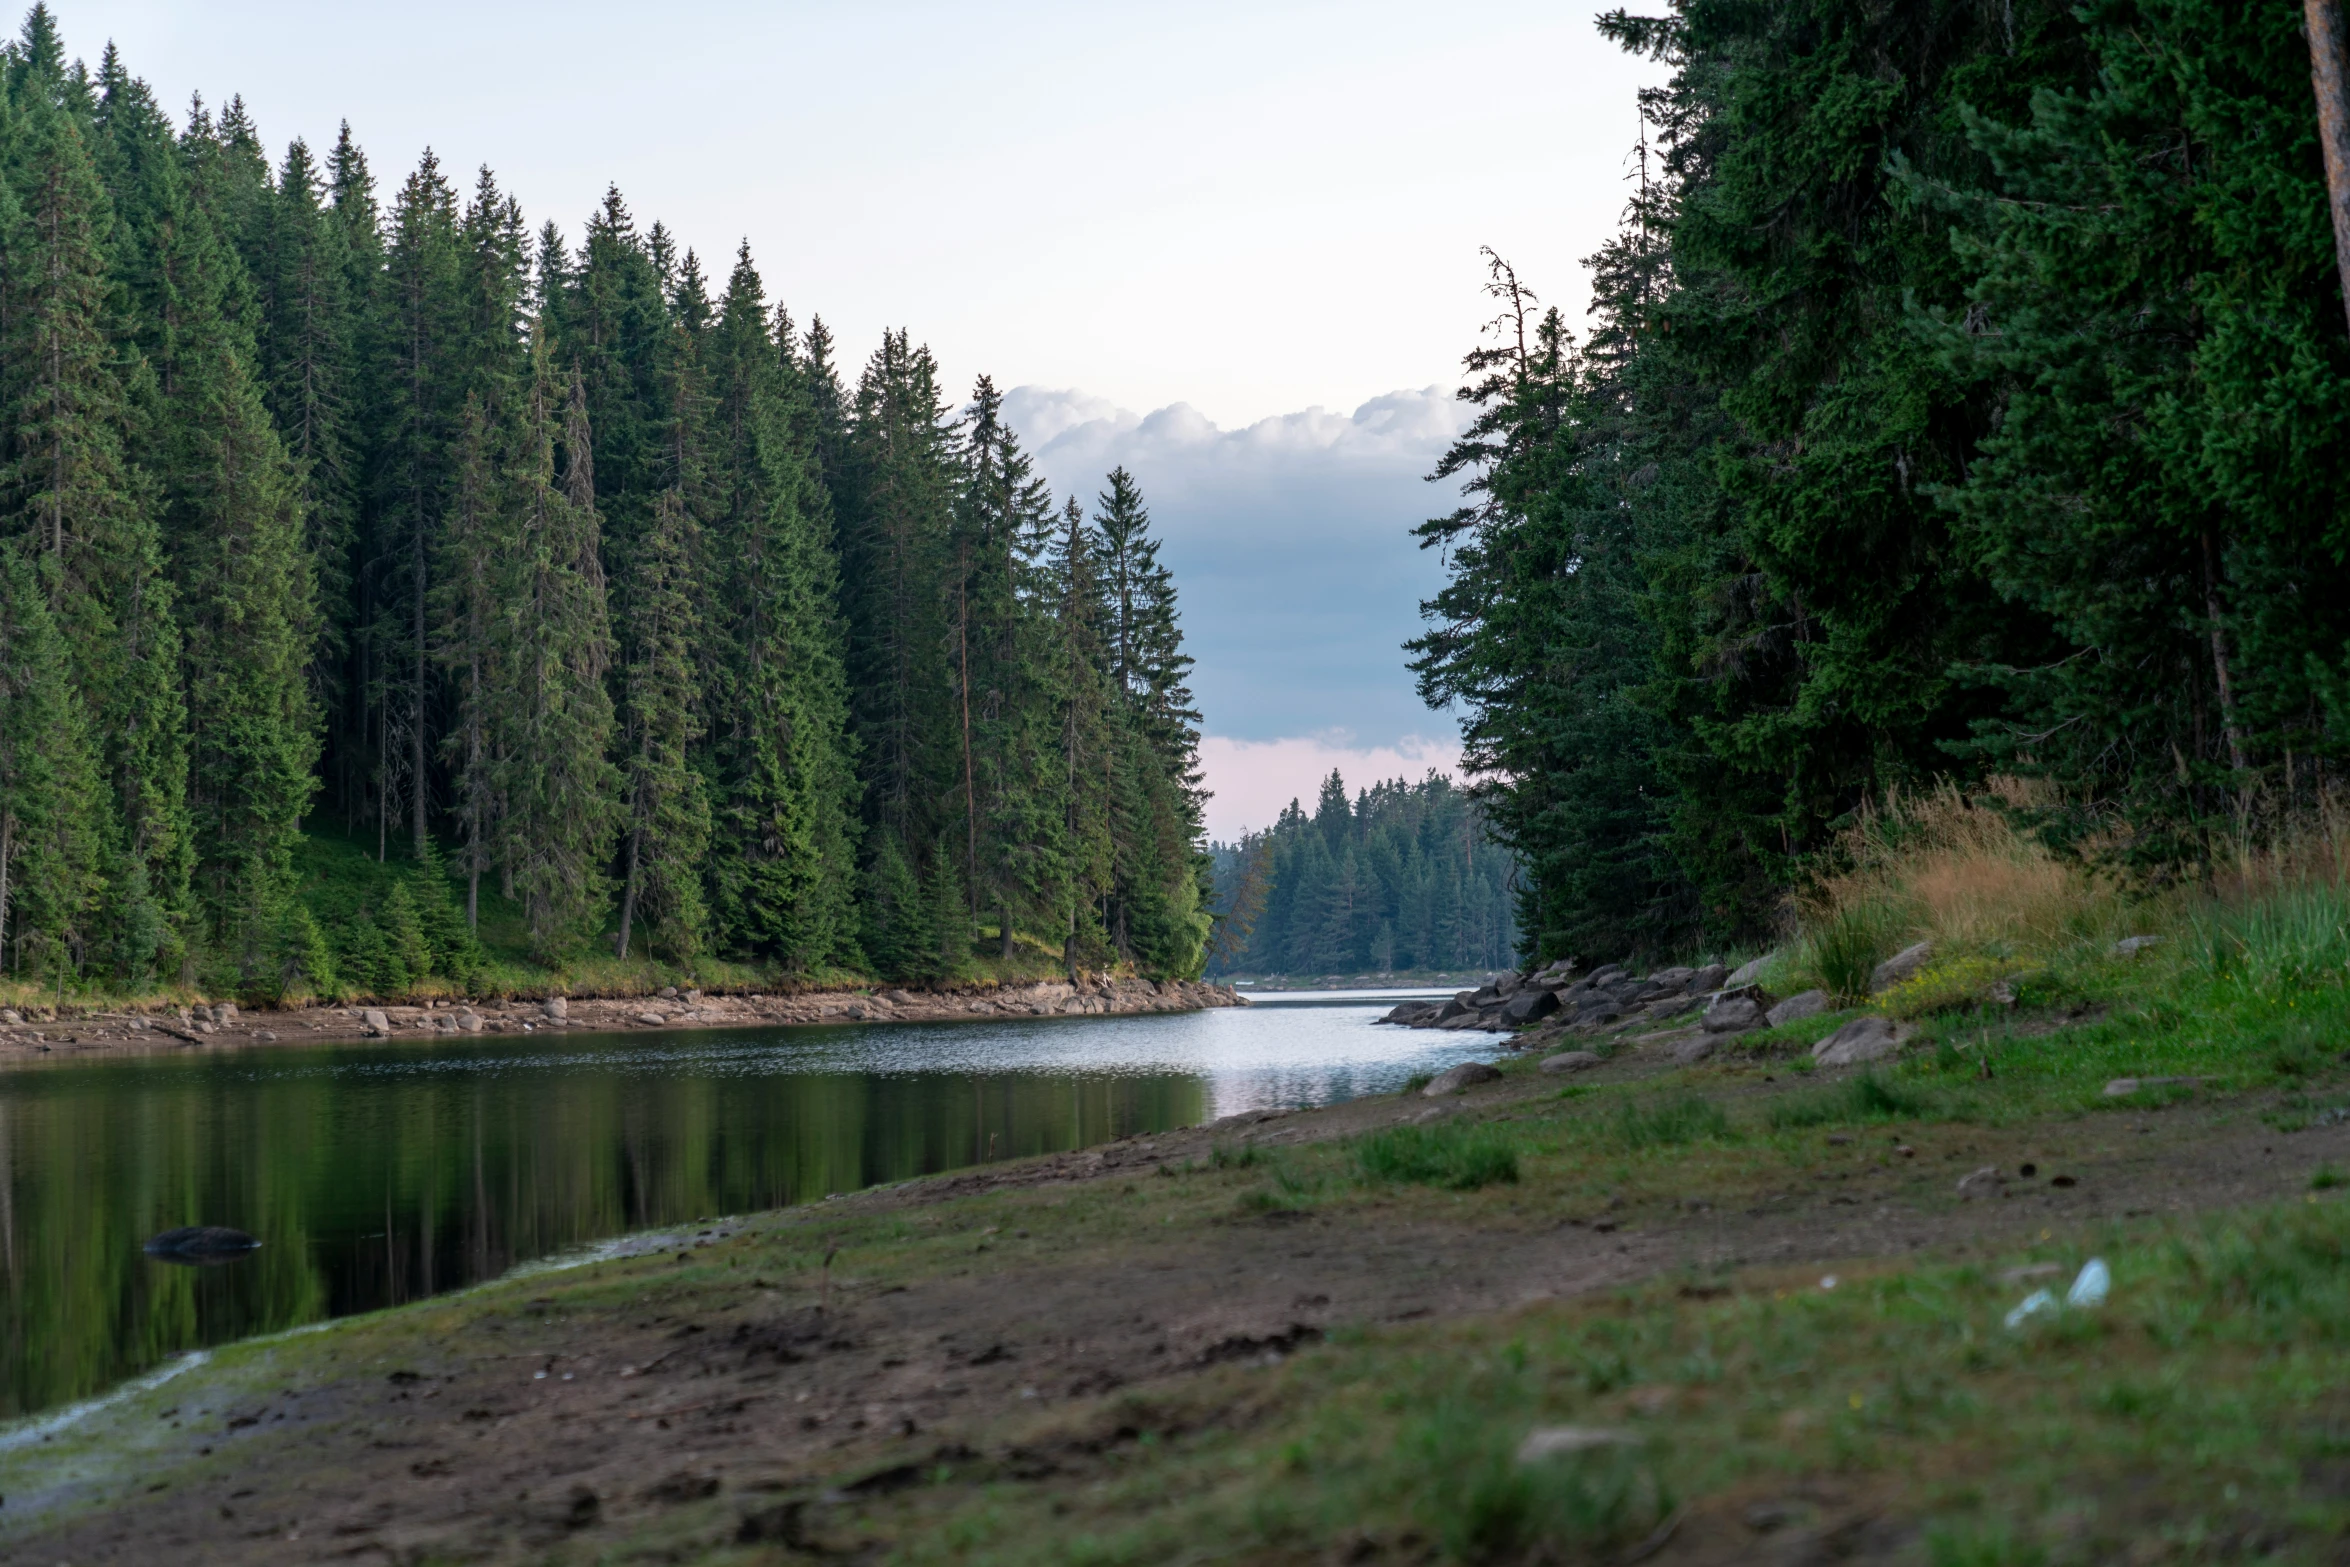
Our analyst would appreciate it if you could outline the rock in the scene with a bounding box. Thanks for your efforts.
[1670,1035,1715,1065]
[1376,1003,1416,1024]
[1438,1012,1482,1031]
[684,989,703,1003]
[1516,1426,1636,1463]
[1585,964,1626,988]
[1649,965,1696,991]
[1812,1015,1906,1066]
[1765,989,1829,1029]
[1703,985,1771,1034]
[636,1011,668,1026]
[1495,972,1523,999]
[143,1225,261,1262]
[1726,953,1776,987]
[216,1003,238,1024]
[882,989,916,1005]
[362,1008,391,1037]
[1688,962,1730,993]
[1434,995,1473,1023]
[542,996,569,1021]
[1502,988,1560,1026]
[1422,1061,1503,1097]
[657,985,679,999]
[457,1011,484,1033]
[255,1030,277,1042]
[1870,941,1935,993]
[2113,935,2163,958]
[0,1009,18,1025]
[1540,1051,1602,1074]
[2102,1075,2200,1098]
[1955,1166,2006,1201]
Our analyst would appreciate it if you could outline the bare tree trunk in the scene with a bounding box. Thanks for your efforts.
[2310,0,2350,331]
[2204,531,2250,803]
[615,813,643,959]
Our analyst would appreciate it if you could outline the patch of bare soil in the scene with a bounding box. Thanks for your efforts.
[15,1045,2347,1565]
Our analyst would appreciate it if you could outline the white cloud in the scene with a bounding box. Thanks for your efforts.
[1197,732,1464,842]
[1004,385,1474,755]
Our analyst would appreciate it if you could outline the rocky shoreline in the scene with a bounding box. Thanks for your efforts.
[0,975,1246,1060]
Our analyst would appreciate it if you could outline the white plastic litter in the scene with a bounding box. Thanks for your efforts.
[1820,1274,1838,1291]
[2003,1288,2057,1329]
[2067,1257,2110,1308]
[2004,1257,2110,1328]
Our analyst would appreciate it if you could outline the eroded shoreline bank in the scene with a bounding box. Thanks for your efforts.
[0,975,1246,1062]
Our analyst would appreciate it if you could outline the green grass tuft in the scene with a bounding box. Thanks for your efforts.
[1768,1071,1938,1130]
[1355,1123,1520,1190]
[1612,1092,1733,1150]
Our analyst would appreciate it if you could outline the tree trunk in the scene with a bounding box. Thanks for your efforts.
[615,813,643,959]
[2310,0,2350,331]
[2203,530,2250,793]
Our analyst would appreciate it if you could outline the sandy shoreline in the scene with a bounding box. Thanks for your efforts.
[0,975,1246,1062]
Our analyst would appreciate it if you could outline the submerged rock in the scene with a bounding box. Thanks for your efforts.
[144,1225,261,1264]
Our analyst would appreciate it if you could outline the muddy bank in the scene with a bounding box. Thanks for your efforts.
[0,975,1245,1060]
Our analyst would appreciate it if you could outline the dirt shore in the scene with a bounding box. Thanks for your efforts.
[7,1012,2344,1564]
[0,974,1245,1061]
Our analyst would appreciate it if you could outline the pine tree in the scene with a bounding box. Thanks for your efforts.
[954,376,1060,959]
[613,486,710,959]
[369,150,461,860]
[249,135,362,750]
[433,394,501,929]
[0,540,101,982]
[496,342,618,956]
[702,245,859,970]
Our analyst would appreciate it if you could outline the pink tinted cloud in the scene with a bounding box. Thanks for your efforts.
[1198,733,1465,842]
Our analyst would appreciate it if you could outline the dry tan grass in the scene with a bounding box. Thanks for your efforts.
[1803,779,2128,960]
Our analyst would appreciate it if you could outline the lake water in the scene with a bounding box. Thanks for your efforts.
[0,989,1480,1420]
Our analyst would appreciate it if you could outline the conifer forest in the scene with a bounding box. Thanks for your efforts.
[1418,0,2350,966]
[0,7,1210,997]
[1207,771,1516,978]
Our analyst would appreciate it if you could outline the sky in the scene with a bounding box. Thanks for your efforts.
[46,0,1666,837]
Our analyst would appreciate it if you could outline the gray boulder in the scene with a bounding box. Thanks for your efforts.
[1648,965,1696,991]
[1725,953,1776,987]
[1669,1034,1715,1065]
[1423,1061,1503,1097]
[1502,988,1560,1026]
[1765,989,1829,1029]
[1439,1012,1482,1031]
[362,1007,391,1037]
[1812,1015,1906,1066]
[1434,995,1472,1023]
[1539,1050,1602,1074]
[1702,985,1772,1034]
[2113,935,2163,958]
[1687,963,1729,993]
[542,995,569,1021]
[1870,941,1935,993]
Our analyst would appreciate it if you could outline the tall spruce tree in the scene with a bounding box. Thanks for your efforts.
[496,344,618,956]
[702,245,858,970]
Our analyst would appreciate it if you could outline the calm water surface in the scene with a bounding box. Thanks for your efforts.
[0,990,1482,1419]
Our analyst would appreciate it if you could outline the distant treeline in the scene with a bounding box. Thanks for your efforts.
[1208,772,1516,978]
[1416,0,2350,962]
[0,6,1207,994]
